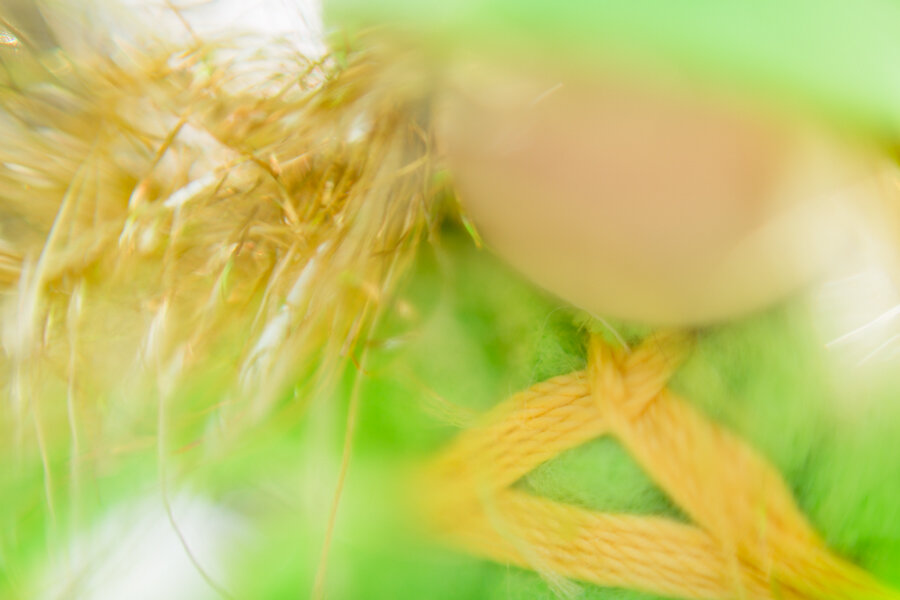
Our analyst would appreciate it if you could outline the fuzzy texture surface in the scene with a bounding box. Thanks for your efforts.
[0,14,435,597]
[2,6,900,599]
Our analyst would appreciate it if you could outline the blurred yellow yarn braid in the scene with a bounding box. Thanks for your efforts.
[419,332,900,600]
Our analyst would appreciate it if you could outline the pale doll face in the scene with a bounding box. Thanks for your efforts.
[436,56,876,325]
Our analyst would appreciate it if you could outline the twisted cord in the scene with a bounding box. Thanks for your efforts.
[420,333,899,600]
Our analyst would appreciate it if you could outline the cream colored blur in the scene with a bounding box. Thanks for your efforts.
[437,56,889,325]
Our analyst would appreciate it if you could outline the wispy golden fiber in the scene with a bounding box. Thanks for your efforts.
[0,17,439,590]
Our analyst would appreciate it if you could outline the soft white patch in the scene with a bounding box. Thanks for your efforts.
[811,176,900,380]
[118,0,325,56]
[39,494,252,600]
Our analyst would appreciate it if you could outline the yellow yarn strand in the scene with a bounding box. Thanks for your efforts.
[418,333,899,600]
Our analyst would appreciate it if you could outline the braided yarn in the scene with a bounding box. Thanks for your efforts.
[419,333,899,600]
